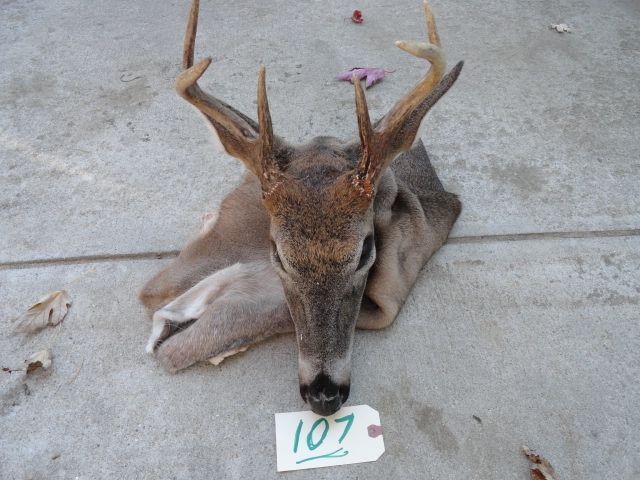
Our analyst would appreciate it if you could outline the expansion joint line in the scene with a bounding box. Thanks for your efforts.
[1,228,639,270]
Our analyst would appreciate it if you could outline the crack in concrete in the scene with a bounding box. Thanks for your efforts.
[447,228,640,245]
[0,250,180,271]
[1,228,639,270]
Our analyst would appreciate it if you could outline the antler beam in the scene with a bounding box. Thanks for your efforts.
[175,0,281,185]
[353,0,463,194]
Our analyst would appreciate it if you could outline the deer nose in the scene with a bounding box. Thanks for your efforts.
[300,373,350,416]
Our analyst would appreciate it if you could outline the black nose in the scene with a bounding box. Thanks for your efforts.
[300,373,350,416]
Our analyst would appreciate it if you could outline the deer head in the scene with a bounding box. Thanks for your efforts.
[176,0,462,415]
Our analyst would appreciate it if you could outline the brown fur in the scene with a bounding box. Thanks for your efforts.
[140,0,463,416]
[139,139,460,377]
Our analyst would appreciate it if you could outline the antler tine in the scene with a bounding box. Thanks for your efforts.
[379,0,446,135]
[424,0,440,47]
[182,0,199,69]
[353,74,374,183]
[257,65,277,177]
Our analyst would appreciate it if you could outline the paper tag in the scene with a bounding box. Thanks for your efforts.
[274,404,384,472]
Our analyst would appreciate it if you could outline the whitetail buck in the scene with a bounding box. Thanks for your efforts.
[140,0,463,416]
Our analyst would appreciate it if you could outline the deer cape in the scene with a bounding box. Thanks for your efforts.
[141,139,460,367]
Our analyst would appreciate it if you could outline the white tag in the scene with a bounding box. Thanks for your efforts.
[274,404,385,472]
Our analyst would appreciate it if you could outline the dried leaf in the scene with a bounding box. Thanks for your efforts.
[549,23,572,33]
[351,9,364,24]
[337,67,387,89]
[14,290,71,333]
[2,350,52,374]
[24,350,52,374]
[523,446,557,480]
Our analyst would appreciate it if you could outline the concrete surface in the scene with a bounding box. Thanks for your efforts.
[1,0,639,263]
[1,0,638,478]
[1,238,639,479]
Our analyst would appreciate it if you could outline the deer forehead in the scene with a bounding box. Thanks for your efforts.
[264,166,373,223]
[274,214,364,262]
[283,238,359,276]
[269,188,370,241]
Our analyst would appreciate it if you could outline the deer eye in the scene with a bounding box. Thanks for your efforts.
[357,235,374,270]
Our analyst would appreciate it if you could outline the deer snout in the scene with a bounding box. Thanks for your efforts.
[300,373,350,416]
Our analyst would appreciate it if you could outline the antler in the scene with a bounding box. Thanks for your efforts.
[352,0,464,196]
[175,0,281,186]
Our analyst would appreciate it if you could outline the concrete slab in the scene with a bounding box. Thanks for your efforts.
[2,0,639,262]
[1,236,638,479]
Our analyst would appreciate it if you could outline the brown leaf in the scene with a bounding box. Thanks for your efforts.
[14,290,71,333]
[24,350,52,374]
[523,446,557,480]
[2,350,53,374]
[26,361,43,374]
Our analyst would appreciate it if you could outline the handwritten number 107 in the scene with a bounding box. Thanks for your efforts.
[292,413,355,464]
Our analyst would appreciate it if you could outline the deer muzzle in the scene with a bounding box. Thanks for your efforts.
[279,265,366,415]
[300,372,350,416]
[291,296,361,415]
